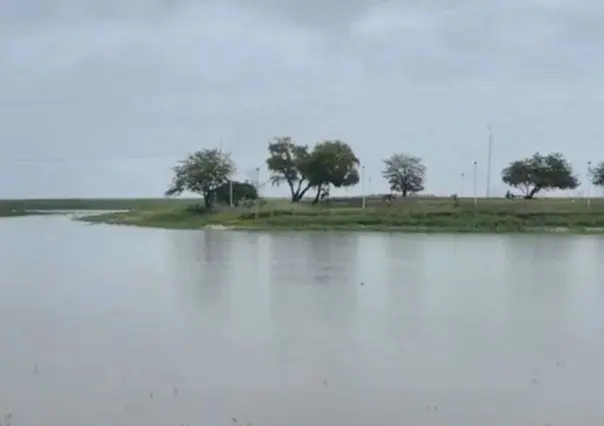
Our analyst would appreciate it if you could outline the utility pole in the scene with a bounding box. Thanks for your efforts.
[217,139,234,208]
[361,165,366,209]
[229,179,233,207]
[587,161,592,209]
[255,167,260,218]
[473,161,478,206]
[486,125,493,198]
[216,140,224,206]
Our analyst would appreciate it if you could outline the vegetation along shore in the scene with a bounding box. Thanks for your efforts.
[3,196,604,234]
[4,135,604,233]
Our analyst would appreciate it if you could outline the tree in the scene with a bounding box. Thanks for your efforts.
[165,149,235,208]
[266,137,313,202]
[266,137,360,203]
[214,180,258,206]
[306,140,360,204]
[382,153,426,197]
[501,152,579,199]
[589,161,604,187]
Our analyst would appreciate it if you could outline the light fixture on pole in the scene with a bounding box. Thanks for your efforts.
[460,172,465,197]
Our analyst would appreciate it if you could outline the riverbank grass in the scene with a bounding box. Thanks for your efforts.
[4,196,604,233]
[78,198,604,233]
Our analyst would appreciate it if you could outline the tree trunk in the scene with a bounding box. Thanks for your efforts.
[293,182,313,203]
[312,185,323,205]
[402,188,408,197]
[525,186,541,199]
[289,184,298,202]
[203,191,213,208]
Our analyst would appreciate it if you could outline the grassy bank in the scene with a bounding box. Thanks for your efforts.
[75,196,604,233]
[0,198,195,218]
[0,197,195,212]
[4,196,604,233]
[0,209,37,218]
[0,207,60,218]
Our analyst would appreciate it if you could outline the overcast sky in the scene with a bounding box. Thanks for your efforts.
[1,0,603,198]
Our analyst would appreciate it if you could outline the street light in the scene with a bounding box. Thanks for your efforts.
[361,165,366,209]
[587,161,592,209]
[473,161,478,206]
[229,180,233,207]
[486,125,493,198]
[255,167,261,218]
[460,172,465,197]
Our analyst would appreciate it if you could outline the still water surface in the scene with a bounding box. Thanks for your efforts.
[1,216,604,425]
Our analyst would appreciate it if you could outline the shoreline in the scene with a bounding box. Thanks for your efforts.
[4,197,604,235]
[76,210,604,234]
[87,223,604,234]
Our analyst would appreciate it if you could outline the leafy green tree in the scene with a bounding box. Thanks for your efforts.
[382,153,426,197]
[589,161,604,187]
[306,140,360,204]
[266,137,313,202]
[214,180,258,206]
[501,152,579,199]
[266,137,360,203]
[165,149,235,208]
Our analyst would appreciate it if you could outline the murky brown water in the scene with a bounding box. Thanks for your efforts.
[1,215,604,425]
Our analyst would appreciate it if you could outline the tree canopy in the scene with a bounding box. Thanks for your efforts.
[306,140,360,203]
[163,142,598,206]
[501,152,579,199]
[589,161,604,187]
[266,137,359,203]
[214,180,258,206]
[165,149,235,208]
[382,153,426,197]
[265,137,313,202]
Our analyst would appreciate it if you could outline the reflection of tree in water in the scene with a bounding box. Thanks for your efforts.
[571,236,604,338]
[382,234,426,333]
[267,232,360,367]
[500,235,577,331]
[168,231,236,326]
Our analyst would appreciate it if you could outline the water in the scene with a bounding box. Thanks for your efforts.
[1,215,604,425]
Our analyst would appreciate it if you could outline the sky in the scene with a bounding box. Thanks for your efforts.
[1,0,604,198]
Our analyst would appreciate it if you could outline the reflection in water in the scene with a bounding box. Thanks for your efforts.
[266,233,360,380]
[268,233,359,323]
[379,234,426,339]
[502,236,585,341]
[170,230,234,328]
[2,217,604,425]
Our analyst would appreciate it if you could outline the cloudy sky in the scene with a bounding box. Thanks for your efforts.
[1,0,603,198]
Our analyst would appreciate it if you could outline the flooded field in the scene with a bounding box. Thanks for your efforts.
[1,215,604,425]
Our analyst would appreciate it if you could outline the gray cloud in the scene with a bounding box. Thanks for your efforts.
[1,0,603,197]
